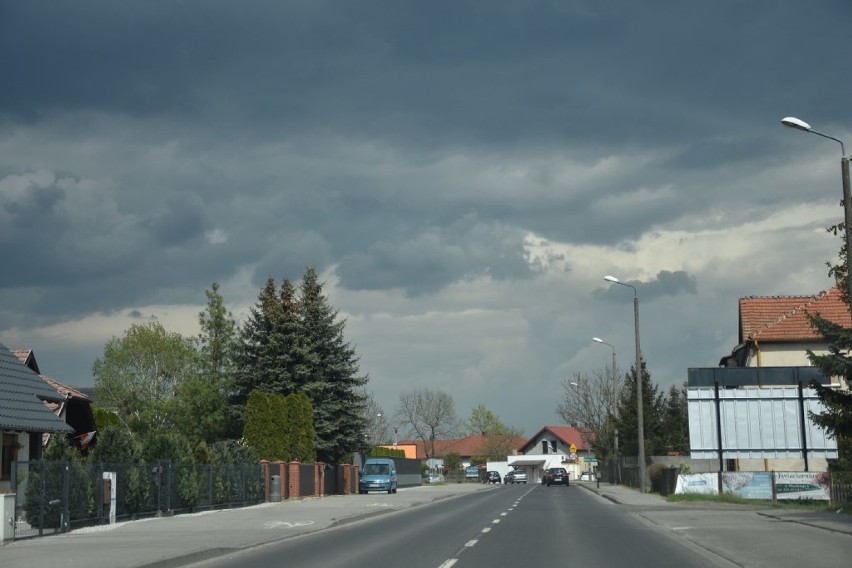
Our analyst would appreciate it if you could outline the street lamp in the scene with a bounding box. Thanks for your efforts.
[592,337,616,380]
[782,116,852,318]
[604,274,646,492]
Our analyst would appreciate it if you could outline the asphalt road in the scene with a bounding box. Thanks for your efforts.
[2,482,850,568]
[194,484,738,568]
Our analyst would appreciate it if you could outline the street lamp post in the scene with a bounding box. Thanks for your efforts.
[592,337,618,485]
[782,116,852,318]
[592,337,616,380]
[604,275,646,492]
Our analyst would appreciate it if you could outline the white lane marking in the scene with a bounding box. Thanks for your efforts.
[264,520,314,529]
[481,527,491,534]
[672,526,693,531]
[365,503,392,507]
[500,512,508,516]
[465,540,478,548]
[438,560,457,568]
[492,519,501,524]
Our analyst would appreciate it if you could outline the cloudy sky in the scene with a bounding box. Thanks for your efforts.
[2,1,851,437]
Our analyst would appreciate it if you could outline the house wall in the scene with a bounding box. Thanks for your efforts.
[524,432,575,459]
[750,343,827,367]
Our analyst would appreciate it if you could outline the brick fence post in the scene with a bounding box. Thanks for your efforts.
[288,461,300,499]
[259,459,270,500]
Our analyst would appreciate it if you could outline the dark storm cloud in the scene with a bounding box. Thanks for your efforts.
[2,2,852,434]
[5,1,848,149]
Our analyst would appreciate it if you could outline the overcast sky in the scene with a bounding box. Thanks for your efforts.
[2,1,851,437]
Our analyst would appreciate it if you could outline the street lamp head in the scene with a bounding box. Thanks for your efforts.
[781,116,812,132]
[604,275,620,283]
[592,337,604,343]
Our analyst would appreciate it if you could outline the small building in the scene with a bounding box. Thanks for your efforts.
[510,425,593,482]
[690,287,848,473]
[0,343,74,492]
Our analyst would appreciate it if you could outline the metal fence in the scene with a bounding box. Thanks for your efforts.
[11,460,264,540]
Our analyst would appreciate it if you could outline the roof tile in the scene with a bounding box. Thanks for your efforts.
[739,287,851,343]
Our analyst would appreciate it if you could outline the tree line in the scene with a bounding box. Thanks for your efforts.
[556,359,689,463]
[91,266,368,465]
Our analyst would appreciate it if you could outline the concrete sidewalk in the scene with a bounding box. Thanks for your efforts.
[575,479,852,536]
[0,483,492,568]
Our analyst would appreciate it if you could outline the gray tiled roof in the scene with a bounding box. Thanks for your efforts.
[0,342,74,433]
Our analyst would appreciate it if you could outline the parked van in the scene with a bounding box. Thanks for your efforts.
[359,458,398,494]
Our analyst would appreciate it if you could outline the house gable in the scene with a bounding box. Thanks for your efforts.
[519,425,589,455]
[0,342,74,433]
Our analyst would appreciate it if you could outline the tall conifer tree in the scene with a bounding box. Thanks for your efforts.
[297,266,368,463]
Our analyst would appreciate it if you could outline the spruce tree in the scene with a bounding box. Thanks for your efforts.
[806,314,852,475]
[806,220,852,477]
[197,282,238,389]
[297,266,368,463]
[614,358,663,457]
[230,278,283,436]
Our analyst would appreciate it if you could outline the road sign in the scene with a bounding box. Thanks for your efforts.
[569,443,577,454]
[583,456,598,464]
[569,452,577,461]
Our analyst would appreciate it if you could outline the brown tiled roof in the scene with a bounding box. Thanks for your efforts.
[518,425,590,453]
[11,348,91,411]
[739,287,852,343]
[398,434,527,459]
[11,349,39,374]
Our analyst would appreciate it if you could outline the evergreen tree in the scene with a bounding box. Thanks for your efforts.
[614,358,664,457]
[230,278,283,436]
[660,382,690,455]
[297,266,368,463]
[805,219,852,477]
[197,282,238,389]
[806,314,852,475]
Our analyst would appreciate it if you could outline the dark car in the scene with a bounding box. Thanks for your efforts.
[503,470,514,484]
[485,471,501,484]
[544,467,570,486]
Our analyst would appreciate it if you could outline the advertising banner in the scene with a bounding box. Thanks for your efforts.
[675,473,718,495]
[721,472,772,499]
[774,471,830,501]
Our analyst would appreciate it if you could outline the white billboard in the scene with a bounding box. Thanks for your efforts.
[688,386,838,460]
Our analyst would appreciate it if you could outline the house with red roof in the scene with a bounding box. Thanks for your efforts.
[507,425,594,481]
[727,286,850,370]
[394,434,526,474]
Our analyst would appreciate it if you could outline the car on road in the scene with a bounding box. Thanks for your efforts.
[485,471,501,484]
[359,458,398,494]
[579,472,592,481]
[503,470,514,484]
[506,468,527,484]
[543,467,569,486]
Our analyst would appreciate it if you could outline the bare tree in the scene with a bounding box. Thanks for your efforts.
[395,388,458,458]
[361,391,390,446]
[556,365,622,458]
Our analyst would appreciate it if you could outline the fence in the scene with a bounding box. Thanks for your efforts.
[11,460,265,540]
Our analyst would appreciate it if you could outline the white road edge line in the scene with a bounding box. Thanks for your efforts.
[438,560,457,568]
